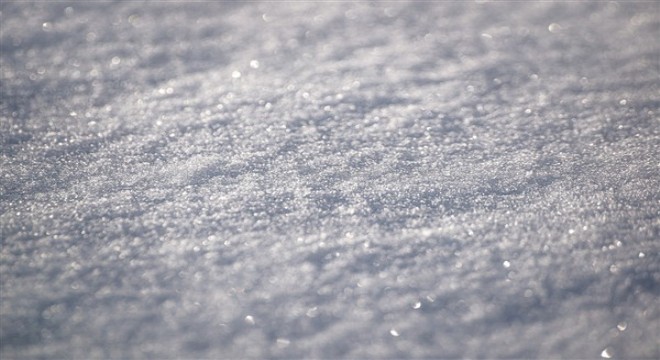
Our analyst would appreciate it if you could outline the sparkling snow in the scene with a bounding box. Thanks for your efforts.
[1,2,659,359]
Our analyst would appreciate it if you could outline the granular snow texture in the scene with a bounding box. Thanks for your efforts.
[1,1,659,359]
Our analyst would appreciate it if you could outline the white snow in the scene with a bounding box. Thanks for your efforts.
[1,1,659,358]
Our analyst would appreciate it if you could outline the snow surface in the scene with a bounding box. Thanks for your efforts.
[1,1,659,359]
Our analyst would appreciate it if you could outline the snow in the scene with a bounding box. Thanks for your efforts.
[1,1,659,358]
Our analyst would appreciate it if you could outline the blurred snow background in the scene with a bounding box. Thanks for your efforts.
[1,1,659,358]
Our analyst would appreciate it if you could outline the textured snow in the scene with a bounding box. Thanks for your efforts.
[1,1,659,359]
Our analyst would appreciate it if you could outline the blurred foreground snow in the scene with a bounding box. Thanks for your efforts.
[1,1,659,358]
